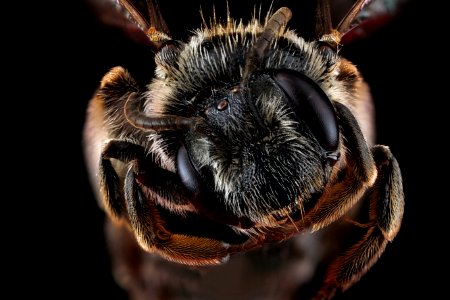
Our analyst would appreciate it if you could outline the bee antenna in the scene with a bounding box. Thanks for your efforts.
[124,92,198,131]
[242,7,292,83]
[336,0,370,34]
[316,0,369,50]
[118,0,172,51]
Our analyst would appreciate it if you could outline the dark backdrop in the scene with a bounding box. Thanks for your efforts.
[26,0,442,299]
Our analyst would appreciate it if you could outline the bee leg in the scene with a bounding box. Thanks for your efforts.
[302,102,378,232]
[297,103,404,298]
[311,145,405,300]
[100,140,230,265]
[123,160,231,265]
[100,139,195,218]
[99,140,149,220]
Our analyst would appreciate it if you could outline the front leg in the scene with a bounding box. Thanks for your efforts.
[99,140,150,219]
[100,140,231,265]
[100,140,193,219]
[300,102,378,232]
[312,145,405,300]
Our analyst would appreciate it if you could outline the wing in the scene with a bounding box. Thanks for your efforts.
[338,0,409,45]
[315,0,408,47]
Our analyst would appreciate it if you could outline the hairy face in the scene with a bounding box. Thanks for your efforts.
[140,18,360,224]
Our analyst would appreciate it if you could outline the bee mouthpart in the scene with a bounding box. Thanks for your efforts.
[155,201,251,245]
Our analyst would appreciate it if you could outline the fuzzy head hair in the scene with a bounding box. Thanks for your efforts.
[121,3,369,225]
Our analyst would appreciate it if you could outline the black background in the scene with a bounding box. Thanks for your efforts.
[24,0,443,299]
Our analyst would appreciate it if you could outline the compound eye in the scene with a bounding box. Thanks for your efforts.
[272,69,339,152]
[176,145,201,193]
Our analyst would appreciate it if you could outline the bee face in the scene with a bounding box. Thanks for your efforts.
[83,1,404,299]
[144,22,363,222]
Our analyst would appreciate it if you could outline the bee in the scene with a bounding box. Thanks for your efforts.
[83,0,405,299]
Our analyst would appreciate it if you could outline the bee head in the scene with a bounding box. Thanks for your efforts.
[135,5,364,224]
